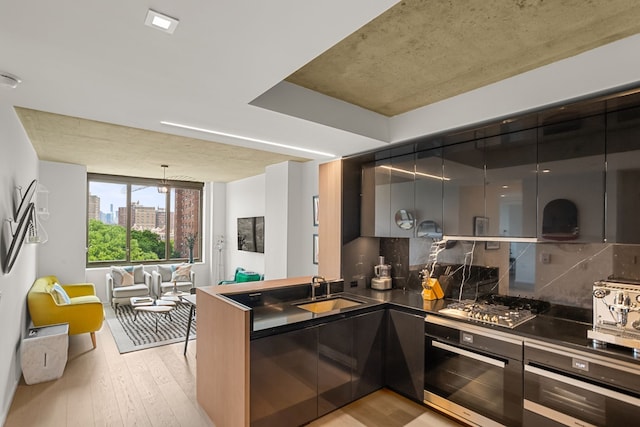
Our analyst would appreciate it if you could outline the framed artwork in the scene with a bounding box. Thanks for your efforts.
[474,216,488,237]
[485,240,500,250]
[313,234,319,264]
[313,195,319,226]
[237,216,265,253]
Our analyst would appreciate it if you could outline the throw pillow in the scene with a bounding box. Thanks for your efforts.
[171,263,192,282]
[158,265,173,282]
[111,266,134,287]
[133,264,145,284]
[50,283,71,305]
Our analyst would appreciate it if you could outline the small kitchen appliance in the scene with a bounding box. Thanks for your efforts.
[588,280,640,355]
[371,256,392,290]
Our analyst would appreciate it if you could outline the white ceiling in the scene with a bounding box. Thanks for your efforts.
[2,1,640,182]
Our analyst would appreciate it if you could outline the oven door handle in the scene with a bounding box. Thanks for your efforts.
[433,341,506,368]
[525,365,640,406]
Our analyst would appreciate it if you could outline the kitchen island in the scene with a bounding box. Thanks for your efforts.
[196,278,640,427]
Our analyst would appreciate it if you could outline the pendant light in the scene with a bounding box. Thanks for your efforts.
[158,164,169,193]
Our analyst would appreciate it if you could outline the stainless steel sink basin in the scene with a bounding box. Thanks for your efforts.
[295,297,363,314]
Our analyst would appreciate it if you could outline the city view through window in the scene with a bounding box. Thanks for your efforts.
[87,176,202,264]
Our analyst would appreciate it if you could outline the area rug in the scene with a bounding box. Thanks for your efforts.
[104,302,196,354]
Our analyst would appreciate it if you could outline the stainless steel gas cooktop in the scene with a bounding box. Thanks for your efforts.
[438,295,550,329]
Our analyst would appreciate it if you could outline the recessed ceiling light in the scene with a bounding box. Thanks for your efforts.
[0,72,21,89]
[161,121,336,158]
[145,9,179,34]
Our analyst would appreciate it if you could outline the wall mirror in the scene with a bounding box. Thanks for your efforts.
[395,209,415,230]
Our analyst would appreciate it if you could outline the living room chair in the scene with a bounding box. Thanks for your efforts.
[27,276,104,348]
[218,267,263,284]
[106,265,152,309]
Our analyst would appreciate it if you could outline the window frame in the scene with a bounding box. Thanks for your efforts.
[86,173,204,267]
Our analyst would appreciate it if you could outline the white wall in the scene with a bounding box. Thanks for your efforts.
[225,174,266,279]
[225,161,319,281]
[37,161,87,283]
[292,161,319,277]
[0,103,39,425]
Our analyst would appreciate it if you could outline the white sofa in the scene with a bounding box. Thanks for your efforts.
[106,265,152,309]
[151,263,195,297]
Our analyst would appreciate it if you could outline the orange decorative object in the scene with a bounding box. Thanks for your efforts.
[422,277,444,301]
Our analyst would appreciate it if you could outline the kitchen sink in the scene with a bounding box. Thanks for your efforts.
[295,297,364,314]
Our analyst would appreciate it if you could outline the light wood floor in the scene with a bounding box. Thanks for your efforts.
[5,325,463,427]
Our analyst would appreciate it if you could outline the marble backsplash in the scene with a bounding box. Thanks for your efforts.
[343,236,640,309]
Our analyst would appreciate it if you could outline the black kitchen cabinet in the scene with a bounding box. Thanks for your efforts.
[318,317,353,416]
[414,149,444,239]
[361,155,416,238]
[251,309,386,425]
[250,327,318,427]
[361,159,391,237]
[352,310,385,400]
[385,309,424,402]
[484,128,537,238]
[442,140,485,236]
[389,154,416,238]
[537,114,605,242]
[606,105,640,243]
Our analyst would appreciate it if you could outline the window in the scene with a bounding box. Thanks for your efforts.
[87,174,203,266]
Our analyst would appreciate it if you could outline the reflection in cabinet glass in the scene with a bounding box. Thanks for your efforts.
[537,115,605,242]
[414,149,443,239]
[606,105,640,243]
[443,141,485,236]
[484,129,537,238]
[389,154,416,238]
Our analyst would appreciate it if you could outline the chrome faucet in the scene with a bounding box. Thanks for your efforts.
[311,275,325,300]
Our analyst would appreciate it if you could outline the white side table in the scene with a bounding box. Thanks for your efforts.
[21,323,69,385]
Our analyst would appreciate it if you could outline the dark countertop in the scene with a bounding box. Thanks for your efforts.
[250,285,640,365]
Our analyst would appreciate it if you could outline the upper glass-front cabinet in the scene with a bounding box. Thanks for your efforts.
[414,149,443,239]
[484,128,537,238]
[361,155,416,238]
[389,154,416,238]
[443,140,485,236]
[606,105,640,243]
[537,115,605,242]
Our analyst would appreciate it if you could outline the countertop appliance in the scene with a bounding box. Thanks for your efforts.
[588,280,640,355]
[424,315,524,427]
[524,339,640,426]
[438,294,550,329]
[371,256,392,290]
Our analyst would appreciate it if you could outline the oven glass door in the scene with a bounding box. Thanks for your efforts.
[524,365,640,427]
[424,337,522,426]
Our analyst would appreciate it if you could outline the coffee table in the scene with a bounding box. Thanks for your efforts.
[160,290,190,304]
[130,297,176,333]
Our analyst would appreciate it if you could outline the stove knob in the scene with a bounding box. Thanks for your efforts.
[482,314,490,321]
[475,312,483,320]
[491,315,499,323]
[636,295,640,303]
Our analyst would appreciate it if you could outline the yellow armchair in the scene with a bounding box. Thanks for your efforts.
[27,276,104,348]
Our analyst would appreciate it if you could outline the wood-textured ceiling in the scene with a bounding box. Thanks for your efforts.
[286,0,640,117]
[16,108,305,183]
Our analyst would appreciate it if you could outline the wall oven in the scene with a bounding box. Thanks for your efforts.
[524,340,640,426]
[424,315,524,427]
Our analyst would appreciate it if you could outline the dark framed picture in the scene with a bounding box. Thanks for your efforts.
[313,195,319,226]
[485,240,500,250]
[474,216,488,237]
[237,216,265,253]
[313,234,319,264]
